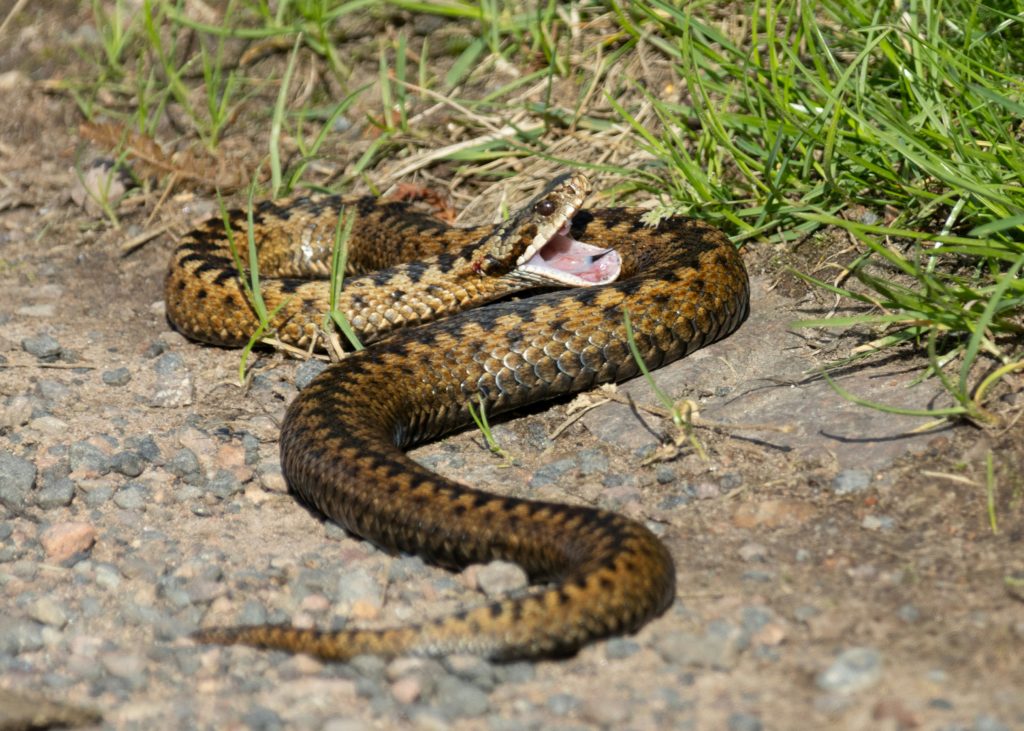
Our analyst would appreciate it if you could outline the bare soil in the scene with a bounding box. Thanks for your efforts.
[1,4,1022,731]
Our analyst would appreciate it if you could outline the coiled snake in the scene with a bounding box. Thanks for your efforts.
[166,173,750,660]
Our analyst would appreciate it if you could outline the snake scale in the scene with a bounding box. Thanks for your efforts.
[166,172,750,660]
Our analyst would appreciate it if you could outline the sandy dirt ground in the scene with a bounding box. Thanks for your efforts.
[1,4,1022,731]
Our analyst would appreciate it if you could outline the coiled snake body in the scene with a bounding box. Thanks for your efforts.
[167,173,749,660]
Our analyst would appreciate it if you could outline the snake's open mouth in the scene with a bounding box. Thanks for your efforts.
[517,219,622,287]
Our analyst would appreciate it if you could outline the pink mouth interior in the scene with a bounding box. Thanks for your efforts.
[525,221,621,285]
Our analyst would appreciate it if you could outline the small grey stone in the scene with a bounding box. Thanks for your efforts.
[576,449,608,476]
[442,655,494,690]
[239,601,268,626]
[528,458,576,488]
[973,715,1011,731]
[144,340,166,358]
[0,616,44,654]
[435,675,489,719]
[475,561,528,598]
[547,693,580,715]
[94,563,123,591]
[242,705,283,731]
[205,469,242,499]
[35,379,70,403]
[151,352,194,407]
[0,450,36,511]
[101,367,132,386]
[898,604,920,623]
[21,334,61,360]
[126,435,161,463]
[655,465,676,484]
[336,567,385,608]
[114,482,149,511]
[35,476,75,509]
[816,647,883,694]
[82,484,114,507]
[831,469,872,495]
[738,542,768,562]
[728,712,763,731]
[604,637,641,660]
[295,359,329,390]
[101,651,147,688]
[861,514,896,531]
[167,448,202,483]
[69,440,111,475]
[740,606,774,638]
[111,450,146,477]
[580,694,629,725]
[657,621,743,670]
[27,596,68,628]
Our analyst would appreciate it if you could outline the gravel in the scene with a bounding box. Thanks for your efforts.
[21,333,62,360]
[816,647,883,694]
[831,469,872,495]
[0,449,36,511]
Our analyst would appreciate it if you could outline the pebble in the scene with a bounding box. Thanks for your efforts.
[973,714,1011,731]
[831,469,872,495]
[547,693,580,715]
[167,448,203,484]
[576,448,608,475]
[434,675,489,719]
[656,621,743,670]
[112,450,147,477]
[101,367,132,386]
[114,482,150,511]
[580,693,629,725]
[21,333,61,360]
[295,359,329,390]
[528,458,576,488]
[0,616,44,654]
[336,567,385,617]
[728,712,764,731]
[35,378,71,403]
[0,449,37,511]
[69,440,112,477]
[35,475,75,509]
[28,596,68,628]
[861,514,896,531]
[816,646,883,694]
[40,522,96,563]
[473,560,528,598]
[738,542,768,562]
[604,637,641,660]
[151,352,194,407]
[0,395,33,429]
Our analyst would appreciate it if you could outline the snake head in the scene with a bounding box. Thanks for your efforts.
[468,173,622,288]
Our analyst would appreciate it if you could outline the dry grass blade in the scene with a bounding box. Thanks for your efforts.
[80,121,252,192]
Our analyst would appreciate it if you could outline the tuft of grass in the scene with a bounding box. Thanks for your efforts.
[71,0,1023,424]
[222,179,291,384]
[623,309,706,460]
[325,205,364,354]
[467,394,513,463]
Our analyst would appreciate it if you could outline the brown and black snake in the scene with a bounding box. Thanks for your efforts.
[166,172,750,660]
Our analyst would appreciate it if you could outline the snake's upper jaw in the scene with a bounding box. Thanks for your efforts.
[515,220,623,287]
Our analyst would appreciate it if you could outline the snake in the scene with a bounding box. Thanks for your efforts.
[166,172,750,660]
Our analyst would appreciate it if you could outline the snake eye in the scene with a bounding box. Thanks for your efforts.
[535,199,556,216]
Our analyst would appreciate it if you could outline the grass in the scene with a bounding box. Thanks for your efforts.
[67,0,1023,426]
